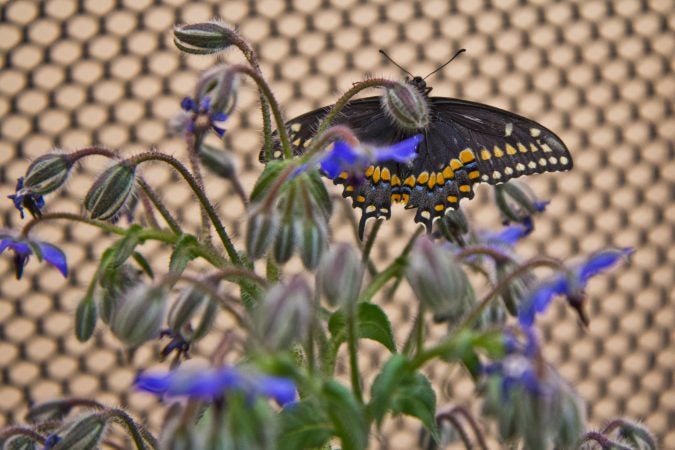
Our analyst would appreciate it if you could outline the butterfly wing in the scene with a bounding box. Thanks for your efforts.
[261,95,573,237]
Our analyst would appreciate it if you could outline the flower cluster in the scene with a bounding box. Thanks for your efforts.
[0,18,651,450]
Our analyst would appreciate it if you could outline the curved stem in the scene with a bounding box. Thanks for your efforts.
[227,64,292,159]
[435,412,474,450]
[129,152,240,264]
[20,213,226,268]
[227,31,274,161]
[362,218,382,264]
[455,245,515,264]
[448,406,489,450]
[185,133,213,244]
[103,409,158,450]
[314,78,397,137]
[137,178,182,234]
[0,426,46,443]
[579,431,633,450]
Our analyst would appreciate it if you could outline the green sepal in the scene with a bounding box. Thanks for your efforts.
[169,234,200,275]
[250,160,289,203]
[112,224,143,267]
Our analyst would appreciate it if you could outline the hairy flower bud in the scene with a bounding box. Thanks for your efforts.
[196,65,239,116]
[318,243,364,308]
[23,152,73,195]
[85,162,136,220]
[51,414,107,450]
[495,180,548,225]
[246,208,280,260]
[406,236,474,322]
[381,81,429,130]
[98,263,143,325]
[439,208,470,244]
[273,219,297,264]
[173,21,238,55]
[25,400,73,423]
[253,276,311,351]
[110,284,166,347]
[298,219,327,270]
[198,143,236,179]
[168,283,217,341]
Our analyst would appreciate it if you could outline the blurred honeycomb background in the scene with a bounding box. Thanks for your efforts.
[0,0,673,448]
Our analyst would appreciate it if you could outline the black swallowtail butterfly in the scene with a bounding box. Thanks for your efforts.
[261,50,573,238]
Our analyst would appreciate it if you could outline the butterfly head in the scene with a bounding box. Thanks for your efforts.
[406,76,431,96]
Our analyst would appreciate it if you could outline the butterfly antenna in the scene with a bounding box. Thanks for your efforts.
[379,49,414,78]
[424,48,466,80]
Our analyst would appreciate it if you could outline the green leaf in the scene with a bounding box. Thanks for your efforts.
[329,303,396,353]
[75,298,97,342]
[250,160,288,203]
[322,380,368,450]
[169,234,200,274]
[131,251,154,279]
[278,400,332,450]
[369,355,438,438]
[112,224,143,267]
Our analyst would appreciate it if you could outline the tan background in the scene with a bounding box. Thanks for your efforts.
[0,0,673,448]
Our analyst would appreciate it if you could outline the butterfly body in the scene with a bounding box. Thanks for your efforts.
[262,76,573,237]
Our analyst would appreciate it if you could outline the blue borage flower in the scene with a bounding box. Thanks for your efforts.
[0,234,68,279]
[8,177,45,219]
[518,247,633,327]
[181,95,228,137]
[484,326,543,398]
[135,365,296,407]
[319,135,422,180]
[480,224,530,248]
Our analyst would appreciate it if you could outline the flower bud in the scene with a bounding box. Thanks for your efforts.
[406,236,474,322]
[51,414,107,450]
[174,21,238,55]
[273,219,297,264]
[168,283,217,341]
[110,284,166,347]
[5,436,39,449]
[298,219,327,270]
[196,65,239,116]
[381,81,430,130]
[246,208,280,260]
[318,243,364,308]
[98,263,143,324]
[439,208,469,244]
[85,162,136,221]
[494,181,548,224]
[253,276,312,351]
[25,400,73,423]
[23,153,73,195]
[198,143,236,179]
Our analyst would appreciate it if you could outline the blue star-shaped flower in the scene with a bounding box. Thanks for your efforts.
[0,234,68,279]
[518,247,633,327]
[319,134,422,180]
[181,95,228,137]
[8,177,45,219]
[135,365,296,407]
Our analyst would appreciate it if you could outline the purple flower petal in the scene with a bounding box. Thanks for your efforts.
[199,96,212,112]
[577,248,632,284]
[489,225,529,246]
[135,372,172,394]
[373,134,422,163]
[210,112,228,122]
[320,141,361,179]
[257,376,297,406]
[518,276,568,327]
[181,97,196,112]
[37,242,68,278]
[212,125,226,137]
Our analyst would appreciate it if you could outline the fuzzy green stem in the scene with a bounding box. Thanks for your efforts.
[402,302,425,357]
[20,212,226,268]
[129,152,240,264]
[362,218,383,264]
[314,78,397,137]
[346,305,363,403]
[580,431,633,450]
[103,409,157,450]
[227,31,274,161]
[0,426,46,443]
[137,178,182,234]
[185,133,213,244]
[447,406,489,450]
[435,411,474,450]
[228,64,292,159]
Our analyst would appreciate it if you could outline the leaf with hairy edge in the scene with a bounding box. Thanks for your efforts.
[328,303,396,353]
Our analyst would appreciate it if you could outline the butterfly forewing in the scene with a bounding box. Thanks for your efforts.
[261,88,573,237]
